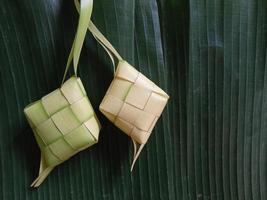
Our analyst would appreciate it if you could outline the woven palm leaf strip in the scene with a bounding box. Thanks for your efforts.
[74,0,170,170]
[24,0,100,187]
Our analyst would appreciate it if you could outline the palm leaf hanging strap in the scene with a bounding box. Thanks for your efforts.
[74,0,123,71]
[31,0,93,187]
[73,0,145,170]
[62,0,93,84]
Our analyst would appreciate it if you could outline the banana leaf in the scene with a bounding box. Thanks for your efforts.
[0,0,266,199]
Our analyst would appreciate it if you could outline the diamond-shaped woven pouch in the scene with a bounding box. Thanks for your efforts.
[99,61,169,169]
[84,19,170,170]
[24,77,100,187]
[23,0,100,187]
[75,0,169,170]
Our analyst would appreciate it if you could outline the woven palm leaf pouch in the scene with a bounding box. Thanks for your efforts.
[24,0,100,187]
[74,0,170,170]
[100,60,169,170]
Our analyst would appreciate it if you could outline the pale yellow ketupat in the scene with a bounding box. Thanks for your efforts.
[99,61,169,170]
[74,0,170,169]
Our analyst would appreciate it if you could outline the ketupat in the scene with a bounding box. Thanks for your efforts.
[77,14,170,169]
[23,0,99,187]
[99,61,169,170]
[24,77,100,187]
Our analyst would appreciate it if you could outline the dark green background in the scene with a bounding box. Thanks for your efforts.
[0,0,266,199]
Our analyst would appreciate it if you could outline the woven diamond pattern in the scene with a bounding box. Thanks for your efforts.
[100,61,169,145]
[24,77,101,167]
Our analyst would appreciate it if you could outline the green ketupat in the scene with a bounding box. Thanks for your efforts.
[24,77,100,187]
[24,0,100,187]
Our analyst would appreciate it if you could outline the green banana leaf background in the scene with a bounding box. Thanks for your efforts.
[0,0,267,199]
